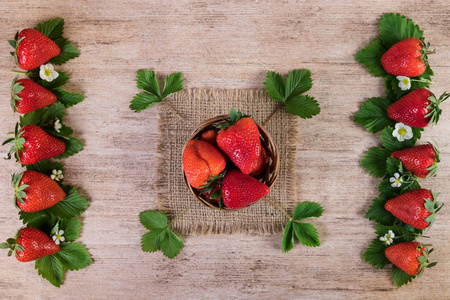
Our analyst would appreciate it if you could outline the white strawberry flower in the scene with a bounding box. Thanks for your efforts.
[39,63,59,82]
[397,76,411,91]
[52,230,65,245]
[392,122,413,142]
[379,230,395,245]
[54,119,62,133]
[51,169,63,181]
[389,173,403,188]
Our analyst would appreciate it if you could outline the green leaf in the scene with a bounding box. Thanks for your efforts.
[353,97,393,133]
[141,229,165,253]
[136,69,161,98]
[264,71,285,102]
[130,93,161,112]
[361,147,391,178]
[285,69,312,101]
[26,160,64,177]
[363,238,390,269]
[355,38,388,77]
[391,265,415,287]
[282,221,294,253]
[380,126,416,152]
[285,95,320,119]
[19,102,66,127]
[46,187,89,219]
[52,88,84,108]
[38,72,70,90]
[139,211,167,230]
[385,157,402,175]
[378,13,424,49]
[50,37,80,65]
[292,222,320,247]
[35,254,64,287]
[292,201,324,221]
[59,219,81,242]
[159,229,183,259]
[365,195,396,225]
[35,18,64,40]
[55,137,83,159]
[54,243,92,271]
[375,225,417,243]
[162,72,183,99]
[18,210,53,228]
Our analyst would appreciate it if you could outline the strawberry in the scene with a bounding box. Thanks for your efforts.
[216,108,261,174]
[183,139,226,189]
[385,189,442,230]
[0,227,59,262]
[249,146,270,176]
[385,242,435,276]
[11,77,57,114]
[222,169,269,209]
[200,129,218,146]
[390,144,439,178]
[200,185,221,202]
[387,88,449,128]
[12,171,66,213]
[9,29,60,70]
[381,37,432,77]
[3,124,66,165]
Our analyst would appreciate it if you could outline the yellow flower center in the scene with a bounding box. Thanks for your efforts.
[56,234,61,240]
[45,69,52,77]
[402,79,409,85]
[398,128,407,136]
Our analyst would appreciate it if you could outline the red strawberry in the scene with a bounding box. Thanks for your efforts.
[385,189,442,229]
[10,29,60,70]
[387,88,449,128]
[216,108,261,174]
[200,129,218,146]
[0,227,59,262]
[11,77,57,114]
[381,37,431,77]
[12,171,66,213]
[200,185,221,202]
[390,144,439,178]
[249,146,270,176]
[385,242,434,276]
[222,169,269,209]
[183,139,226,189]
[3,124,66,165]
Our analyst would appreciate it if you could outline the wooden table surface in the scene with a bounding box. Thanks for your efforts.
[0,1,449,299]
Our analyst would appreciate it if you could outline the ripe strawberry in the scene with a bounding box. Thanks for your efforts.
[9,29,60,70]
[381,37,431,77]
[387,88,449,128]
[3,124,66,165]
[216,108,261,174]
[385,189,442,230]
[385,242,435,276]
[10,77,57,114]
[249,146,270,176]
[222,169,270,209]
[12,171,66,213]
[200,129,218,146]
[183,139,226,189]
[0,227,59,262]
[390,144,439,178]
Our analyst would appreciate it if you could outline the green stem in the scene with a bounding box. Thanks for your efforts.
[264,197,292,221]
[264,103,284,127]
[410,78,434,84]
[162,100,185,122]
[168,206,190,228]
[10,71,27,75]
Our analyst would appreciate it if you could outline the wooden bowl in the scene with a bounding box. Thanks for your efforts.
[182,115,280,210]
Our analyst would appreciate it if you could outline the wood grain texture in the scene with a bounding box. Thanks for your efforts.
[0,0,449,299]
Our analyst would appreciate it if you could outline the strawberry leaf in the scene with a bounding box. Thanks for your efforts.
[282,221,294,253]
[19,102,66,127]
[38,72,70,90]
[292,222,320,247]
[162,72,184,99]
[141,229,165,253]
[355,38,388,77]
[35,254,64,287]
[380,126,417,152]
[35,18,64,40]
[159,229,184,259]
[50,37,80,65]
[378,13,424,49]
[354,97,393,133]
[363,238,390,269]
[285,95,320,119]
[45,186,89,219]
[54,243,92,271]
[54,137,83,159]
[365,195,396,225]
[130,93,161,112]
[375,225,417,243]
[285,69,312,101]
[18,210,53,228]
[361,147,390,178]
[391,265,415,287]
[136,69,161,98]
[59,219,81,243]
[26,160,64,178]
[264,71,286,102]
[52,87,84,108]
[292,201,324,221]
[139,211,167,230]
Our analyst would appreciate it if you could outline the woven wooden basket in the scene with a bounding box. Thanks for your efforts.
[182,115,280,210]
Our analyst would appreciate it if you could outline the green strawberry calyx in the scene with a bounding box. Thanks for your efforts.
[11,173,29,205]
[215,107,250,131]
[8,31,24,68]
[423,191,443,230]
[2,123,25,163]
[199,171,226,209]
[10,76,24,112]
[426,142,440,178]
[0,230,24,259]
[416,243,437,277]
[417,41,435,67]
[425,92,450,127]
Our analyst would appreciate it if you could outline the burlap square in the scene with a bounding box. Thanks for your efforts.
[156,89,298,234]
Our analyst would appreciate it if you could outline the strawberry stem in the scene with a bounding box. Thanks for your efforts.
[167,206,190,228]
[264,103,284,127]
[162,100,185,122]
[264,197,292,220]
